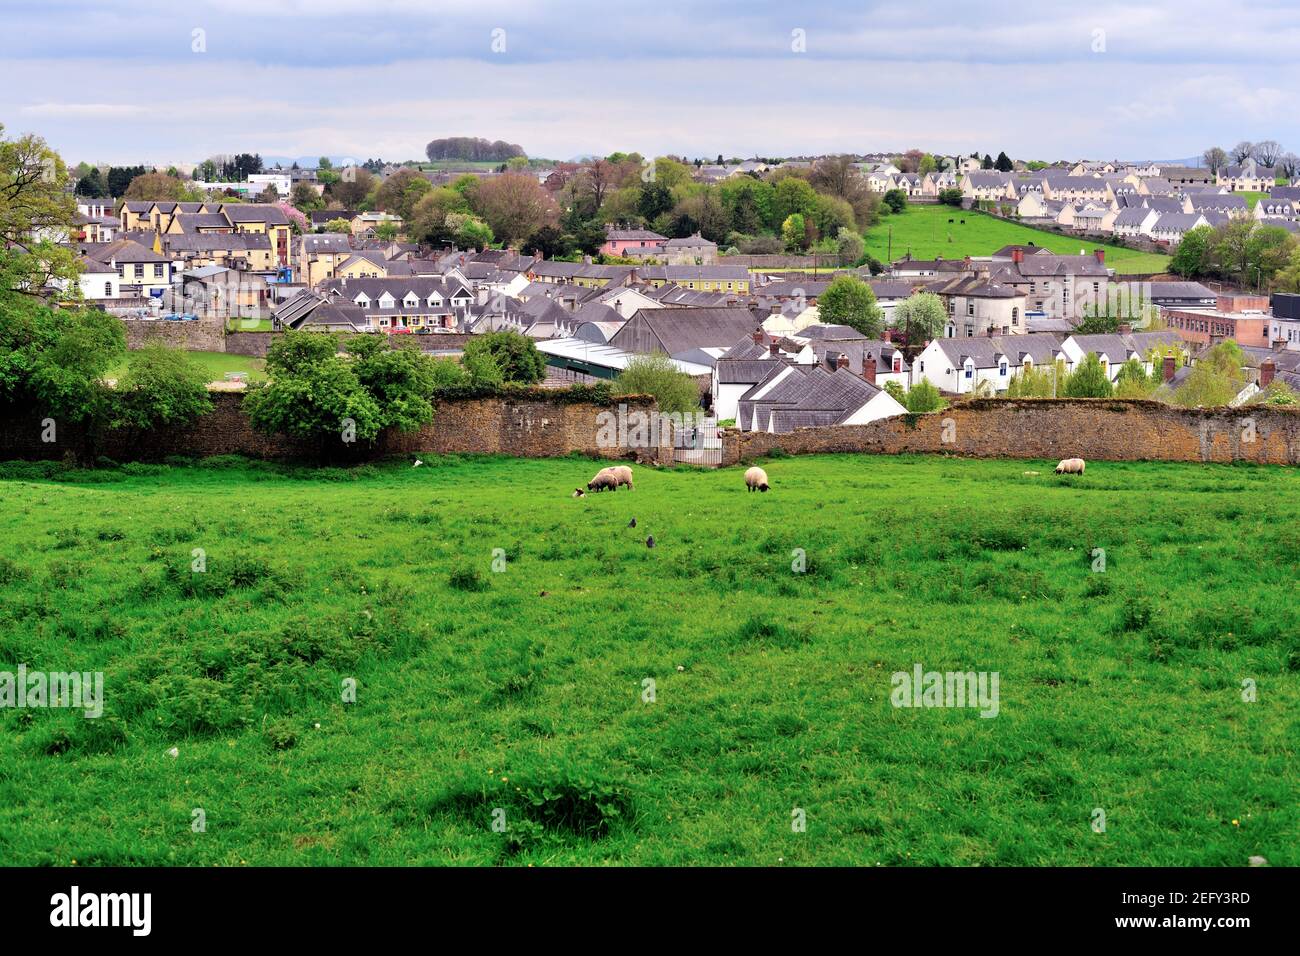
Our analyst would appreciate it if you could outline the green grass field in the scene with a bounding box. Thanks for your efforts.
[867,205,1171,275]
[108,351,266,384]
[0,454,1295,866]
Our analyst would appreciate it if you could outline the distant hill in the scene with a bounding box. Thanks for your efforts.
[425,137,526,163]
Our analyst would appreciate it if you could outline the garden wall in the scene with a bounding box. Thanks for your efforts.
[122,318,226,352]
[0,393,665,463]
[723,399,1300,466]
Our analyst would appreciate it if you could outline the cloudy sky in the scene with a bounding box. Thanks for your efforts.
[2,0,1298,166]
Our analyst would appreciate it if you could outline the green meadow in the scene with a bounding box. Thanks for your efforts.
[0,453,1294,866]
[866,205,1171,275]
[107,351,266,385]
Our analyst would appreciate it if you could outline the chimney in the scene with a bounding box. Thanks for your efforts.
[882,328,893,343]
[1260,357,1276,387]
[1162,350,1176,382]
[1117,323,1132,335]
[863,352,877,385]
[769,342,781,357]
[1094,249,1105,263]
[1011,248,1024,264]
[751,330,764,345]
[836,354,849,370]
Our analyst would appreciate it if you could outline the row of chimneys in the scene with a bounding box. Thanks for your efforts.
[752,328,881,383]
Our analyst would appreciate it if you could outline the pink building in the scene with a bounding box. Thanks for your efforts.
[600,226,668,257]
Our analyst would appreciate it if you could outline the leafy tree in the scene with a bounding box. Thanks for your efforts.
[328,168,376,209]
[324,218,352,234]
[1248,379,1299,406]
[903,379,945,413]
[1113,358,1156,398]
[893,291,946,343]
[526,224,569,259]
[614,353,700,415]
[918,154,937,175]
[835,227,864,266]
[462,348,504,386]
[781,213,808,252]
[1272,246,1300,293]
[981,154,994,169]
[938,188,963,207]
[882,189,908,214]
[0,125,80,292]
[111,345,213,431]
[471,173,558,247]
[817,275,883,338]
[78,166,108,198]
[1171,225,1214,277]
[290,181,323,211]
[1006,360,1067,398]
[461,331,545,384]
[1063,353,1113,397]
[373,168,432,222]
[637,181,674,221]
[994,151,1014,172]
[772,176,820,224]
[344,335,437,432]
[123,171,186,202]
[244,332,437,447]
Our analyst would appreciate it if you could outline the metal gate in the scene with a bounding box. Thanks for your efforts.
[672,420,724,467]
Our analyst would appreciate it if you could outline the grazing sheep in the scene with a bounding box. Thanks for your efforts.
[609,465,634,490]
[745,466,770,492]
[1054,458,1086,475]
[587,471,618,492]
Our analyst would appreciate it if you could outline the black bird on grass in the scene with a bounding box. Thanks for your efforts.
[628,517,636,528]
[646,535,655,549]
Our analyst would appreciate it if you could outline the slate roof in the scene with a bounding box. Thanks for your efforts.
[611,307,760,354]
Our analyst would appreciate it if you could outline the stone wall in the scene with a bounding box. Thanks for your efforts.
[723,399,1300,466]
[0,392,661,463]
[122,318,226,352]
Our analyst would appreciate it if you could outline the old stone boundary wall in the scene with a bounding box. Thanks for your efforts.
[0,393,660,463]
[5,396,1299,467]
[723,399,1300,466]
[122,318,227,353]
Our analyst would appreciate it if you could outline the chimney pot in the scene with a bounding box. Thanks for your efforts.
[769,342,780,356]
[752,330,764,345]
[1012,248,1024,264]
[1260,357,1276,387]
[1162,351,1176,383]
[836,354,849,370]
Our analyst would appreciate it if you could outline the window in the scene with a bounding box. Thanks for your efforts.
[964,366,973,379]
[104,282,112,296]
[154,264,164,278]
[133,264,144,279]
[1011,308,1019,326]
[999,362,1008,376]
[967,302,975,316]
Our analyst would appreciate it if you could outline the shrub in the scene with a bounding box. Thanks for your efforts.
[448,566,488,592]
[111,345,214,432]
[614,354,700,415]
[461,331,545,385]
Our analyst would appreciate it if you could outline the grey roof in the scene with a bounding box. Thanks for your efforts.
[1149,281,1217,302]
[1114,207,1158,227]
[611,307,760,354]
[933,333,1066,369]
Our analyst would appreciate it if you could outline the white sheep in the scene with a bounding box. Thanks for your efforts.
[1054,458,1086,475]
[587,469,619,492]
[609,465,634,490]
[745,466,770,492]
